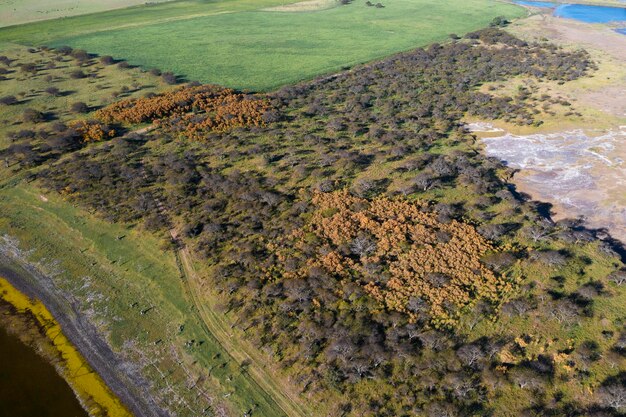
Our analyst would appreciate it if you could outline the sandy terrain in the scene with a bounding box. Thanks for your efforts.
[473,14,626,243]
[481,126,626,242]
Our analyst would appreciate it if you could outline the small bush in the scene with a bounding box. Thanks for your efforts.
[69,70,86,79]
[99,55,115,65]
[50,121,67,133]
[0,95,18,106]
[23,108,44,123]
[71,49,89,62]
[70,102,89,114]
[19,63,37,74]
[55,45,73,55]
[161,72,177,85]
[490,16,509,27]
[44,87,61,97]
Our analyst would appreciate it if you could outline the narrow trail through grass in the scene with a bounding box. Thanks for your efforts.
[171,230,314,417]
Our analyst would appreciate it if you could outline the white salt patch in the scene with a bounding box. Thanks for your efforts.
[482,128,626,241]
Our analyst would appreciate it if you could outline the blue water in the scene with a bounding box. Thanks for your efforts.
[616,28,626,34]
[514,1,626,23]
[515,1,558,8]
[556,4,626,23]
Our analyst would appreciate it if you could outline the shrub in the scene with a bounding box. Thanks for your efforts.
[70,102,89,114]
[50,121,67,133]
[71,49,89,62]
[68,120,115,143]
[44,87,61,97]
[270,190,512,327]
[55,45,73,55]
[69,70,86,79]
[161,72,177,85]
[96,84,272,138]
[99,55,115,65]
[19,63,37,74]
[0,95,18,105]
[490,16,509,27]
[22,108,44,123]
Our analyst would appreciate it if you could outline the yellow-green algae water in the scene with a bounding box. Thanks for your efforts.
[0,276,132,417]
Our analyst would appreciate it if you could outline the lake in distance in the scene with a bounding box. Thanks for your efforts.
[514,1,626,24]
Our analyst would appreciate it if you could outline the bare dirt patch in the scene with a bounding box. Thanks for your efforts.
[482,127,626,242]
[263,0,338,12]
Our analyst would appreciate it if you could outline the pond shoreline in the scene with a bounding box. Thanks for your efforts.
[0,247,169,417]
[0,297,90,417]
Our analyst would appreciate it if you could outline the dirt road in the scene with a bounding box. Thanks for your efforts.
[171,227,313,417]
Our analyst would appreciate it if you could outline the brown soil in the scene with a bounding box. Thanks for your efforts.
[485,15,626,243]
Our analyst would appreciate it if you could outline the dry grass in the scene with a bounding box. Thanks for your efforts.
[263,0,339,12]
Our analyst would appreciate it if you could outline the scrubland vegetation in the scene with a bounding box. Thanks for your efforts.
[96,85,272,139]
[2,27,624,416]
[0,43,171,150]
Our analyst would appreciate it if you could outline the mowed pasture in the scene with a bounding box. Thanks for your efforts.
[0,0,525,91]
[0,0,174,27]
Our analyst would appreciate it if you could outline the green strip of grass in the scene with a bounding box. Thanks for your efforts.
[0,0,298,43]
[1,0,525,91]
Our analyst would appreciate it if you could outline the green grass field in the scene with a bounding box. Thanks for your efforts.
[0,0,525,91]
[0,0,174,27]
[0,0,303,43]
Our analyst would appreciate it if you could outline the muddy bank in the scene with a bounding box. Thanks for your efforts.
[471,14,626,244]
[0,298,90,417]
[0,249,170,417]
[479,126,626,243]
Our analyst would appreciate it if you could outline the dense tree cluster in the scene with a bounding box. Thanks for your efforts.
[95,84,273,138]
[67,120,116,143]
[28,30,625,416]
[269,190,513,328]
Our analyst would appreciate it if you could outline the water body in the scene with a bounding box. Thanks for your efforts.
[0,324,89,417]
[514,1,626,24]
